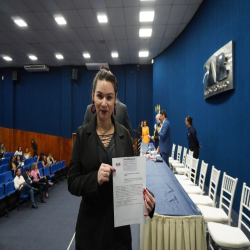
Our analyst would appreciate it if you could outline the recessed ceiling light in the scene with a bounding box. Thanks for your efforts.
[55,17,67,25]
[140,11,155,22]
[55,54,64,59]
[139,51,149,57]
[97,15,108,23]
[139,28,152,37]
[83,53,91,58]
[14,19,27,27]
[151,59,154,64]
[29,55,37,60]
[111,52,118,58]
[3,56,12,61]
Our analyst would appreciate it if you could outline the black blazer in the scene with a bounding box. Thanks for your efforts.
[68,115,135,249]
[83,101,134,139]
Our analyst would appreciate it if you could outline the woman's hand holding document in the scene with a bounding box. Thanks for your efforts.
[112,156,147,227]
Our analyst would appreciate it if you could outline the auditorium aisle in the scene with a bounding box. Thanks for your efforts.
[0,180,81,250]
[0,180,140,250]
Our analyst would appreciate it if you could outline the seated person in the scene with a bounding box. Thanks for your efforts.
[0,142,6,159]
[14,168,38,208]
[14,146,23,157]
[31,163,52,198]
[14,155,24,168]
[42,155,51,167]
[23,166,46,203]
[37,152,44,162]
[47,153,56,164]
[23,147,31,159]
[8,155,16,176]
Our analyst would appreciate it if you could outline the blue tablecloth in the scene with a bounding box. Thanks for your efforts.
[146,157,201,216]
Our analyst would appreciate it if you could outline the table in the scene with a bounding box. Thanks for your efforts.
[140,144,206,250]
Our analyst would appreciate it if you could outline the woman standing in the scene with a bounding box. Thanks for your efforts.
[142,120,150,143]
[185,116,201,159]
[68,67,155,250]
[31,139,37,157]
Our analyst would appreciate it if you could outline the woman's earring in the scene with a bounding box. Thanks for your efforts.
[114,103,116,115]
[91,101,96,114]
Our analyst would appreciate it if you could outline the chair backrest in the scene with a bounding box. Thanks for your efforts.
[37,161,43,169]
[34,156,38,162]
[44,166,50,176]
[189,158,199,184]
[198,160,208,192]
[0,164,8,174]
[208,166,221,206]
[238,183,250,231]
[181,147,187,165]
[0,185,5,198]
[61,160,66,168]
[184,154,192,178]
[0,174,5,185]
[56,162,61,171]
[5,181,15,195]
[176,145,182,162]
[51,164,56,173]
[39,168,44,177]
[171,144,176,158]
[188,150,194,157]
[24,158,29,166]
[2,158,9,165]
[5,171,14,182]
[219,172,238,225]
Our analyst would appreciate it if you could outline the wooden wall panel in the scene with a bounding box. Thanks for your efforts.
[0,127,13,152]
[0,127,72,166]
[60,137,72,167]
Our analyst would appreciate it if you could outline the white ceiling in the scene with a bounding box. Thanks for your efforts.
[0,0,203,67]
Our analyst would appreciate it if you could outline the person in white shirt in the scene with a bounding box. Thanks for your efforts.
[14,168,38,209]
[14,146,23,157]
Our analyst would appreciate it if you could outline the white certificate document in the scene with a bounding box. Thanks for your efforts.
[112,156,147,227]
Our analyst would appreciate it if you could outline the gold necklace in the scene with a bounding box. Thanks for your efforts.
[97,120,112,135]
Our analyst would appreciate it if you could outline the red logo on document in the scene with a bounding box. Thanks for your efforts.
[116,163,121,166]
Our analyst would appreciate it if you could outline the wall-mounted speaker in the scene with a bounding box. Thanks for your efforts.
[72,69,78,80]
[12,70,20,81]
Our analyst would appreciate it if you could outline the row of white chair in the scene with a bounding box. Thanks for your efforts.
[169,143,250,249]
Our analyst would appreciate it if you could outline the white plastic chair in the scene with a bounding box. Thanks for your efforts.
[189,166,221,207]
[183,160,208,194]
[179,158,199,186]
[175,154,192,180]
[169,145,182,165]
[172,147,187,170]
[168,143,176,162]
[207,183,250,250]
[197,172,238,225]
[188,150,194,157]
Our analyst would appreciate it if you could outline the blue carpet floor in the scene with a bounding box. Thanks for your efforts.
[0,180,81,250]
[0,180,140,250]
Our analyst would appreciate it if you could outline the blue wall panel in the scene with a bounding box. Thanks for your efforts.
[153,0,250,211]
[1,65,153,138]
[13,67,62,136]
[3,69,14,129]
[0,69,4,127]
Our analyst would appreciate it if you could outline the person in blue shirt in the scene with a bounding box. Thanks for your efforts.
[158,110,171,165]
[185,116,201,159]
